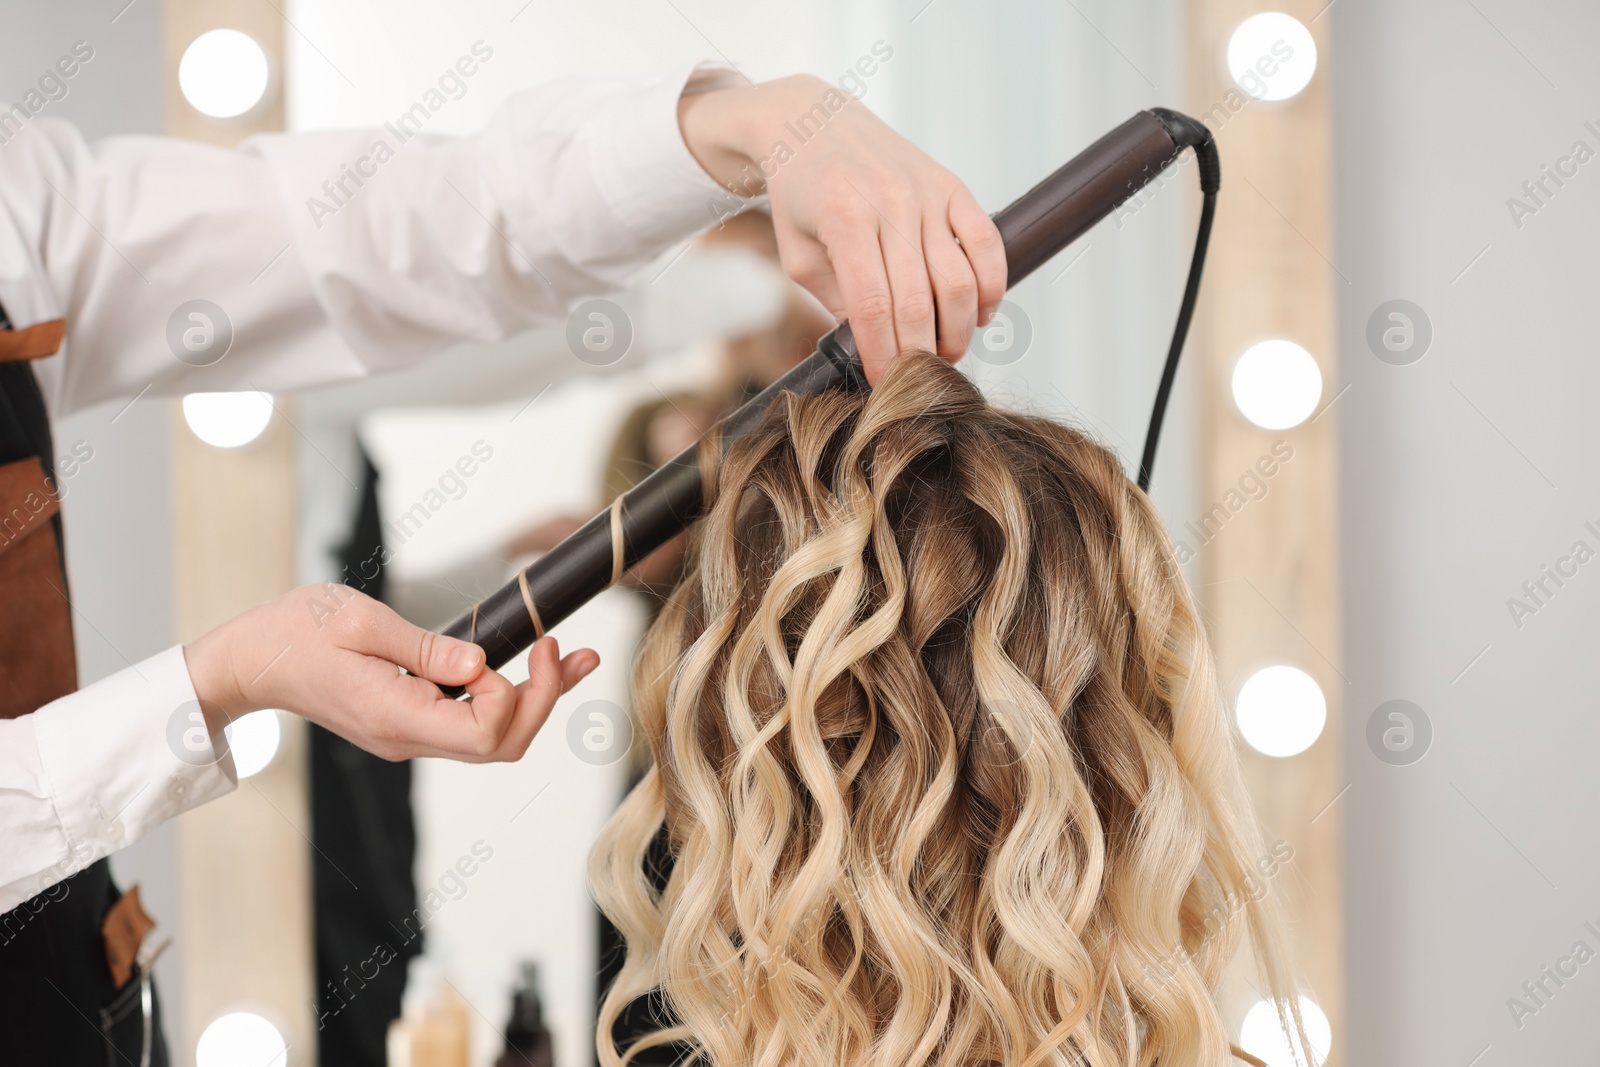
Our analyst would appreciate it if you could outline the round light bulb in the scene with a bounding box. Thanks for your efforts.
[1231,340,1322,429]
[1239,995,1332,1066]
[1236,665,1326,758]
[224,709,281,779]
[196,1011,288,1067]
[179,29,271,119]
[1227,12,1318,102]
[183,391,274,448]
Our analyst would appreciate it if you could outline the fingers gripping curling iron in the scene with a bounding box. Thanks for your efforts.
[436,108,1220,695]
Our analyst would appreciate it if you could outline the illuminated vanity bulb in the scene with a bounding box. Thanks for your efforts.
[224,709,281,779]
[1232,340,1322,430]
[179,29,271,119]
[1227,12,1318,102]
[196,1011,288,1067]
[1235,665,1326,758]
[1239,995,1332,1066]
[183,391,274,448]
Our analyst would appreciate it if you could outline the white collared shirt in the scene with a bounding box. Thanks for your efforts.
[0,62,751,914]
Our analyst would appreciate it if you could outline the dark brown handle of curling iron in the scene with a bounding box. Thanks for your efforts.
[435,335,861,695]
[992,111,1186,288]
[434,110,1195,696]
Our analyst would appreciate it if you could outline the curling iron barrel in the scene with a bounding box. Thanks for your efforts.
[435,108,1216,694]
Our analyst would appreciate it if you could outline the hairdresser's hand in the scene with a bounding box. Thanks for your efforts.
[678,74,1006,383]
[183,585,599,763]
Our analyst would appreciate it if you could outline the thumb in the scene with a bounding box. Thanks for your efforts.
[346,600,485,685]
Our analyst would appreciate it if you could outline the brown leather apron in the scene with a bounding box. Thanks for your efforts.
[0,311,170,1066]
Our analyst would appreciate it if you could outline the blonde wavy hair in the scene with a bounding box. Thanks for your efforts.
[591,353,1306,1067]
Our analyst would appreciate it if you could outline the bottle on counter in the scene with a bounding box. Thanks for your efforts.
[387,955,470,1067]
[495,960,555,1067]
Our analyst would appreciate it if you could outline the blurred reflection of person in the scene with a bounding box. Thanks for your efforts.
[505,209,832,606]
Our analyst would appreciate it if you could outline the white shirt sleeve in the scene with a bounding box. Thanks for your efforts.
[1,60,752,417]
[0,646,237,914]
[0,61,756,912]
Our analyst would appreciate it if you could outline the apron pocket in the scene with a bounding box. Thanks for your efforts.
[97,965,169,1067]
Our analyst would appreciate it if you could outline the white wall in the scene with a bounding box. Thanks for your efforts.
[1332,0,1600,1061]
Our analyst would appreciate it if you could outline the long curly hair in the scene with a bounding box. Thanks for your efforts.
[590,353,1305,1067]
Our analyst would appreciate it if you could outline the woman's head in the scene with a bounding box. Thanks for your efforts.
[592,353,1302,1067]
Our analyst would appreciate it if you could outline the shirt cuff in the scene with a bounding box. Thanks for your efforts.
[32,645,238,883]
[584,61,761,247]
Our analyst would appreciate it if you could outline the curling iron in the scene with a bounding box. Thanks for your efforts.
[436,107,1220,694]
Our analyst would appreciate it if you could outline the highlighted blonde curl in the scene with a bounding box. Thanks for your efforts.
[591,353,1304,1067]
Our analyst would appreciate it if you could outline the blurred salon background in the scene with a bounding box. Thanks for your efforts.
[11,0,1600,1064]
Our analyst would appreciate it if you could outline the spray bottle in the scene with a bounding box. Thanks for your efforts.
[495,960,555,1067]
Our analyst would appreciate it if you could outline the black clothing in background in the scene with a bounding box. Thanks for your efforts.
[596,820,684,1067]
[310,448,421,1067]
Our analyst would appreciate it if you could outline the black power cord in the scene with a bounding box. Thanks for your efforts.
[1137,114,1221,492]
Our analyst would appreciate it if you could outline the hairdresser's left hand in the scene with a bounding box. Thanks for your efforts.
[678,74,1006,384]
[184,585,599,763]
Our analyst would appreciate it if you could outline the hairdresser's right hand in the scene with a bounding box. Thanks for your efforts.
[183,585,599,763]
[677,74,1007,382]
